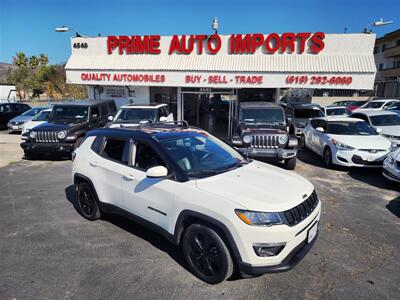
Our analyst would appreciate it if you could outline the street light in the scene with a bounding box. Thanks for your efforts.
[55,26,86,37]
[363,18,393,33]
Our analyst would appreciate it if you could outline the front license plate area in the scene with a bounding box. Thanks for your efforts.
[307,222,318,243]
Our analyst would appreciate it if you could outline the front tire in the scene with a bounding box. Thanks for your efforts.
[77,182,101,221]
[182,223,233,284]
[284,157,297,170]
[323,147,332,167]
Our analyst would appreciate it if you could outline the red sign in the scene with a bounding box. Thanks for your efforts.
[106,32,325,55]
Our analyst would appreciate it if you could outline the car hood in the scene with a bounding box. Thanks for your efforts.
[195,161,314,212]
[33,120,86,131]
[9,115,32,123]
[327,134,391,150]
[109,123,140,128]
[239,123,287,135]
[374,125,400,137]
[24,120,46,130]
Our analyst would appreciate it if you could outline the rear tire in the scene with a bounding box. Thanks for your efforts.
[323,147,332,167]
[182,223,233,284]
[284,157,297,170]
[77,182,101,221]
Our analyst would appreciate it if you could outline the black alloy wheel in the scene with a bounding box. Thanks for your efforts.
[182,223,233,284]
[323,147,332,167]
[77,182,101,220]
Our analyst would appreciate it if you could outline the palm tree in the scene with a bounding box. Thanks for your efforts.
[38,54,48,66]
[28,56,39,69]
[13,52,27,66]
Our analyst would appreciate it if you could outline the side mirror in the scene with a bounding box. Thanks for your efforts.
[316,127,325,132]
[376,128,383,133]
[108,115,114,122]
[146,166,168,178]
[159,116,168,122]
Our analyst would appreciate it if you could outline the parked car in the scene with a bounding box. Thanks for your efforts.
[302,116,393,167]
[331,100,353,106]
[232,102,298,169]
[355,99,400,111]
[383,148,400,183]
[21,108,53,137]
[72,123,321,284]
[284,103,325,137]
[351,110,400,146]
[8,106,50,133]
[383,101,400,114]
[21,99,116,159]
[321,106,352,117]
[0,103,31,130]
[346,100,369,111]
[108,103,173,128]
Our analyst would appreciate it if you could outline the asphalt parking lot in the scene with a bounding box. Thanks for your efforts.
[0,142,399,299]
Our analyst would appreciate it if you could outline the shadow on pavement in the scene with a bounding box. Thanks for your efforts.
[347,168,400,191]
[386,197,400,218]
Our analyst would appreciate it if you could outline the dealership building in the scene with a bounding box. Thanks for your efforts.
[65,32,376,139]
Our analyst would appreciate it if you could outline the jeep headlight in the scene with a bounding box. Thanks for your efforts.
[243,135,252,144]
[278,135,288,144]
[235,209,283,226]
[29,131,37,139]
[57,130,67,140]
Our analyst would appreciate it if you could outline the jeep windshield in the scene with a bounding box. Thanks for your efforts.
[294,108,324,119]
[326,121,378,135]
[240,108,285,125]
[114,108,156,124]
[159,133,248,179]
[49,106,89,122]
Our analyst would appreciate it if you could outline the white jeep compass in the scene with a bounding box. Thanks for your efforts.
[72,122,321,284]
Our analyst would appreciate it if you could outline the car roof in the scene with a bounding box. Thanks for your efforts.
[367,99,399,103]
[314,116,364,122]
[239,102,281,108]
[87,124,208,142]
[53,99,114,107]
[352,110,398,116]
[120,103,167,109]
[325,105,348,109]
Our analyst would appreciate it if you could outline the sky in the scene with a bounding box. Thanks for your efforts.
[0,0,399,64]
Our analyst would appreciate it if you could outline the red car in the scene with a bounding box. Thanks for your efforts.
[347,100,369,111]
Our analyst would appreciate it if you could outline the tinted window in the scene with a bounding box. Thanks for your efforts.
[363,102,384,109]
[91,136,104,154]
[102,138,128,164]
[108,102,116,113]
[135,142,165,171]
[294,108,324,118]
[90,106,99,118]
[326,121,377,135]
[351,114,369,123]
[310,119,326,129]
[240,108,285,123]
[51,106,89,121]
[326,108,350,116]
[385,102,400,110]
[32,110,51,121]
[162,106,169,116]
[99,104,108,116]
[370,114,400,126]
[21,107,43,117]
[0,104,11,113]
[114,109,157,124]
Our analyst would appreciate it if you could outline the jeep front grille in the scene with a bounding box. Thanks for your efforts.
[250,135,279,148]
[282,191,319,226]
[35,131,58,143]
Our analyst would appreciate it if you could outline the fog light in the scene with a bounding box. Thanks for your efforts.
[253,243,285,257]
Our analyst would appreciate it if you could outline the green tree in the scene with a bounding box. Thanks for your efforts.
[13,52,27,66]
[38,54,48,66]
[28,56,39,69]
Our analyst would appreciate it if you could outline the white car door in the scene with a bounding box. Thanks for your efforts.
[93,137,129,208]
[311,120,327,155]
[122,140,177,231]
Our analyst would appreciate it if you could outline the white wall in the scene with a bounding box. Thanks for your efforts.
[88,85,150,108]
[0,85,16,100]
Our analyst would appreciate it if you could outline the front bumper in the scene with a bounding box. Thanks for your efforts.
[332,149,389,168]
[236,147,297,159]
[383,157,400,183]
[234,200,321,275]
[21,142,74,155]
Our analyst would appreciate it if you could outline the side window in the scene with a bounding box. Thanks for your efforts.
[91,136,104,154]
[99,104,108,116]
[108,102,116,114]
[90,106,99,119]
[383,101,395,108]
[0,105,11,113]
[161,106,169,116]
[310,120,319,129]
[101,138,129,164]
[134,142,166,171]
[158,107,165,118]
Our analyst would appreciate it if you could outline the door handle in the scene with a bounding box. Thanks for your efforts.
[90,161,98,167]
[123,174,135,181]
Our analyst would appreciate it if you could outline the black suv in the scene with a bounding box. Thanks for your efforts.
[231,102,298,169]
[0,102,31,129]
[21,99,116,158]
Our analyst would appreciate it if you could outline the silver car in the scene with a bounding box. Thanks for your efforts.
[7,106,50,133]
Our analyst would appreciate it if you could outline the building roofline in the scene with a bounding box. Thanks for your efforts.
[376,29,400,43]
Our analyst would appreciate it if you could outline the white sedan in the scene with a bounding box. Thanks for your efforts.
[383,148,400,183]
[302,117,394,167]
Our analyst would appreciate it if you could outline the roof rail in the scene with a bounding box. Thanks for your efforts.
[140,120,189,129]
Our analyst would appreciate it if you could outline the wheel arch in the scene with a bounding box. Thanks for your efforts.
[173,210,243,264]
[73,173,101,205]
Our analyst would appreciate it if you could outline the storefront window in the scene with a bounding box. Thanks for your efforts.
[150,87,177,118]
[238,88,275,102]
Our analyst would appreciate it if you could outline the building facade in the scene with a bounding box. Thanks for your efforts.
[65,32,376,139]
[374,29,400,98]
